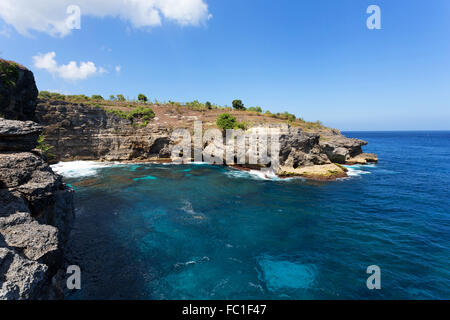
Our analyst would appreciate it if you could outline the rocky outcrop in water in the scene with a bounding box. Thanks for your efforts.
[279,126,330,168]
[319,132,377,164]
[0,59,38,121]
[0,118,74,300]
[35,100,377,179]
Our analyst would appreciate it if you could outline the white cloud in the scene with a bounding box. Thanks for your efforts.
[115,65,121,73]
[33,52,105,81]
[0,0,211,37]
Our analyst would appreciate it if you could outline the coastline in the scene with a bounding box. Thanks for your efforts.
[50,159,377,182]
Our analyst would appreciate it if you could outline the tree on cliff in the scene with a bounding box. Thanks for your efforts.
[117,94,126,102]
[138,94,148,103]
[216,113,237,130]
[91,95,104,100]
[232,99,245,110]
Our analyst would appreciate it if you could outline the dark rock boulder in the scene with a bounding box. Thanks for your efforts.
[0,151,73,243]
[319,133,369,164]
[279,126,330,168]
[0,59,38,121]
[0,247,48,300]
[0,119,43,151]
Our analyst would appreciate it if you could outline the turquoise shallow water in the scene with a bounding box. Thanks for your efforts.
[63,131,450,299]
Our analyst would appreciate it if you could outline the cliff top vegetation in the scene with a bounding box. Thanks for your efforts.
[37,91,329,133]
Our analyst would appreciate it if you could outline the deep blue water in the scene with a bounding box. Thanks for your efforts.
[62,131,450,300]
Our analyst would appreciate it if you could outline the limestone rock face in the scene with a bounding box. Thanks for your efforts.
[35,101,375,172]
[0,59,38,121]
[0,151,74,243]
[35,101,172,162]
[279,127,330,168]
[319,132,369,164]
[0,119,74,300]
[0,212,59,262]
[0,119,43,151]
[0,247,48,300]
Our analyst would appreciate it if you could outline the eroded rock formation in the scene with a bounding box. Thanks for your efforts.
[35,101,172,162]
[0,119,74,300]
[0,59,38,121]
[35,100,377,179]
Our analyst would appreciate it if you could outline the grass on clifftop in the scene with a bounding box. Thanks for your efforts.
[0,60,19,89]
[37,91,329,132]
[104,105,155,120]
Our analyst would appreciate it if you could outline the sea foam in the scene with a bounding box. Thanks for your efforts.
[51,161,113,178]
[344,164,374,177]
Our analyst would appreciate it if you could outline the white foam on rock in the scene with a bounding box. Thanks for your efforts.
[344,164,373,177]
[51,161,113,178]
[226,168,298,181]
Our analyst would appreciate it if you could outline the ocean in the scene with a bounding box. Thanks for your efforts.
[56,131,450,299]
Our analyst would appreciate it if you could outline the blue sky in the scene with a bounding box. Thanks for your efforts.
[1,0,449,130]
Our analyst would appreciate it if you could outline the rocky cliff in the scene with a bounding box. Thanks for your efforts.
[0,59,38,121]
[0,112,74,298]
[35,99,377,179]
[35,101,172,162]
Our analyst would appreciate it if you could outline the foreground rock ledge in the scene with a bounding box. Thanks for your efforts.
[0,118,74,300]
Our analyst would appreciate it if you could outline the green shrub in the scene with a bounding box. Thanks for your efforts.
[247,106,262,113]
[36,134,55,160]
[205,101,212,109]
[91,95,104,100]
[116,94,126,102]
[105,106,155,122]
[217,113,237,130]
[38,91,65,100]
[67,94,89,102]
[216,113,248,131]
[0,61,19,88]
[283,112,296,122]
[138,93,148,103]
[186,100,207,111]
[105,108,128,118]
[128,106,155,121]
[235,122,248,130]
[38,91,51,99]
[232,99,246,110]
[109,95,116,101]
